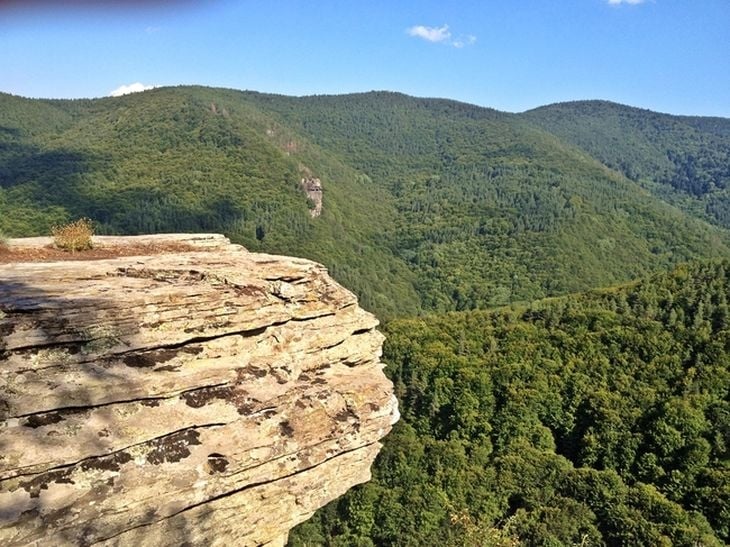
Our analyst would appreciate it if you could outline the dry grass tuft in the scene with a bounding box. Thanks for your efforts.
[51,218,94,252]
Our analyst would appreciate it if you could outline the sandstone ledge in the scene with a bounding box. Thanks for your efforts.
[0,235,398,546]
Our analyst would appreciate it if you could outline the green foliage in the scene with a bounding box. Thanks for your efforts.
[290,260,730,545]
[244,91,730,310]
[524,100,730,229]
[2,89,729,317]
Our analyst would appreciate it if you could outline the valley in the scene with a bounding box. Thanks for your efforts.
[2,88,729,318]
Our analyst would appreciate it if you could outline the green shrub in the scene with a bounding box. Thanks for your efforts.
[51,218,94,252]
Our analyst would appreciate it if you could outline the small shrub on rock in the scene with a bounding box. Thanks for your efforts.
[52,218,94,252]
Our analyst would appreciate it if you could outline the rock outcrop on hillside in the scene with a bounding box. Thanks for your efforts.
[0,234,398,546]
[300,177,323,218]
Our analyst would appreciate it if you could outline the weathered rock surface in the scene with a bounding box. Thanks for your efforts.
[0,234,398,546]
[300,177,323,218]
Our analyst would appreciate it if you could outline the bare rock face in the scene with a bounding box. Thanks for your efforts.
[300,177,323,218]
[0,234,398,546]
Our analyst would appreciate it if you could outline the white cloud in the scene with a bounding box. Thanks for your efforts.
[453,35,477,48]
[607,0,646,4]
[109,82,156,97]
[407,24,451,43]
[407,25,476,48]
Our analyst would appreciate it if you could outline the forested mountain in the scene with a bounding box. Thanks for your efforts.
[243,91,730,311]
[2,86,730,546]
[523,100,730,228]
[0,88,420,317]
[1,87,729,317]
[290,260,730,546]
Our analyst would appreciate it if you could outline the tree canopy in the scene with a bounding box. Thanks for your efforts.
[291,260,730,546]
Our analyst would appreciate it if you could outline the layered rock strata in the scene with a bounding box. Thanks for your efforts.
[0,234,398,546]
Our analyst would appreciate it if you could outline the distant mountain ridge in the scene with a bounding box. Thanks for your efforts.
[1,87,729,317]
[523,99,730,227]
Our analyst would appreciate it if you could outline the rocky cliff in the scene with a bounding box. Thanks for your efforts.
[0,234,398,546]
[300,177,323,218]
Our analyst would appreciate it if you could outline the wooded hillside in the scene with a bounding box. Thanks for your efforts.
[2,88,729,317]
[291,260,730,546]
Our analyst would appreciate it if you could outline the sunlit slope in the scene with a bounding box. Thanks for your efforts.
[523,100,730,228]
[1,87,728,315]
[243,91,730,308]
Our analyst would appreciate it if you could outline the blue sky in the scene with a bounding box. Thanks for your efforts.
[1,0,728,116]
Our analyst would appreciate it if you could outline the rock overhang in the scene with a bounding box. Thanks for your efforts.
[0,234,397,546]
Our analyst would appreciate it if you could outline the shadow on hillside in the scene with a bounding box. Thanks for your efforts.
[0,136,249,237]
[0,126,22,138]
[0,143,102,190]
[0,139,118,233]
